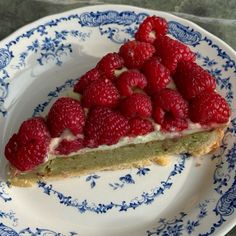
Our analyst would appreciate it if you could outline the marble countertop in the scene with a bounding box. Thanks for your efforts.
[0,0,235,235]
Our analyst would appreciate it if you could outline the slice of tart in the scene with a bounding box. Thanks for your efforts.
[4,16,231,187]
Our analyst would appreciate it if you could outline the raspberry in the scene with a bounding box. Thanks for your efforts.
[55,138,83,155]
[135,16,168,43]
[82,78,120,108]
[142,57,170,95]
[5,134,22,169]
[161,117,188,132]
[84,107,129,147]
[116,70,147,96]
[152,89,189,131]
[73,68,101,94]
[96,52,124,79]
[18,117,50,145]
[154,35,195,73]
[5,117,50,171]
[7,139,49,171]
[119,40,155,69]
[173,61,216,100]
[189,91,230,125]
[152,106,165,125]
[129,117,154,136]
[47,97,85,138]
[119,93,152,118]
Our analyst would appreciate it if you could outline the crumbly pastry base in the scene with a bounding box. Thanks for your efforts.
[7,128,225,187]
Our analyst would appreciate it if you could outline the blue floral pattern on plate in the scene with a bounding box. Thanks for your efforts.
[12,30,90,69]
[0,181,12,202]
[147,200,211,235]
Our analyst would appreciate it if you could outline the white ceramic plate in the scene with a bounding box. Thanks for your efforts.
[0,4,235,236]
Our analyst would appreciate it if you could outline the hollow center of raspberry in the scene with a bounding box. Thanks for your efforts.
[29,139,37,144]
[164,112,174,121]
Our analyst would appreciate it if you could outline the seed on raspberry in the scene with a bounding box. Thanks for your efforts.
[119,93,152,118]
[154,35,195,73]
[47,97,85,138]
[116,69,147,96]
[55,138,84,155]
[73,68,101,94]
[129,117,154,136]
[189,91,230,125]
[142,57,170,95]
[84,107,129,147]
[82,78,120,108]
[96,52,124,79]
[135,16,168,43]
[152,88,189,131]
[119,40,155,69]
[173,61,216,100]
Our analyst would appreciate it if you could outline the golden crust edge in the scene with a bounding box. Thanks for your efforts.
[190,127,224,156]
[7,157,171,187]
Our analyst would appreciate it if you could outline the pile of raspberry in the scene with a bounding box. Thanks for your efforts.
[5,16,230,171]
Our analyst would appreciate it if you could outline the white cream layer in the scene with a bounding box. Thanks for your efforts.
[47,121,206,160]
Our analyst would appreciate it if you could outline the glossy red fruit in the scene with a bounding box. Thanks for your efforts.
[5,117,50,171]
[82,78,120,108]
[119,40,155,69]
[84,107,129,147]
[152,88,189,131]
[129,117,154,136]
[119,93,152,118]
[173,61,216,100]
[142,57,171,95]
[73,68,101,94]
[96,52,124,79]
[189,91,230,125]
[55,138,84,155]
[116,70,147,96]
[154,35,196,73]
[135,16,168,43]
[18,117,50,145]
[161,117,188,132]
[47,97,85,137]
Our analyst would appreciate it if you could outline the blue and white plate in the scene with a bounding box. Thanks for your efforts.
[0,4,235,236]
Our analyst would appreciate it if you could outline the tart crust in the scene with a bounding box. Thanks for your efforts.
[7,127,225,187]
